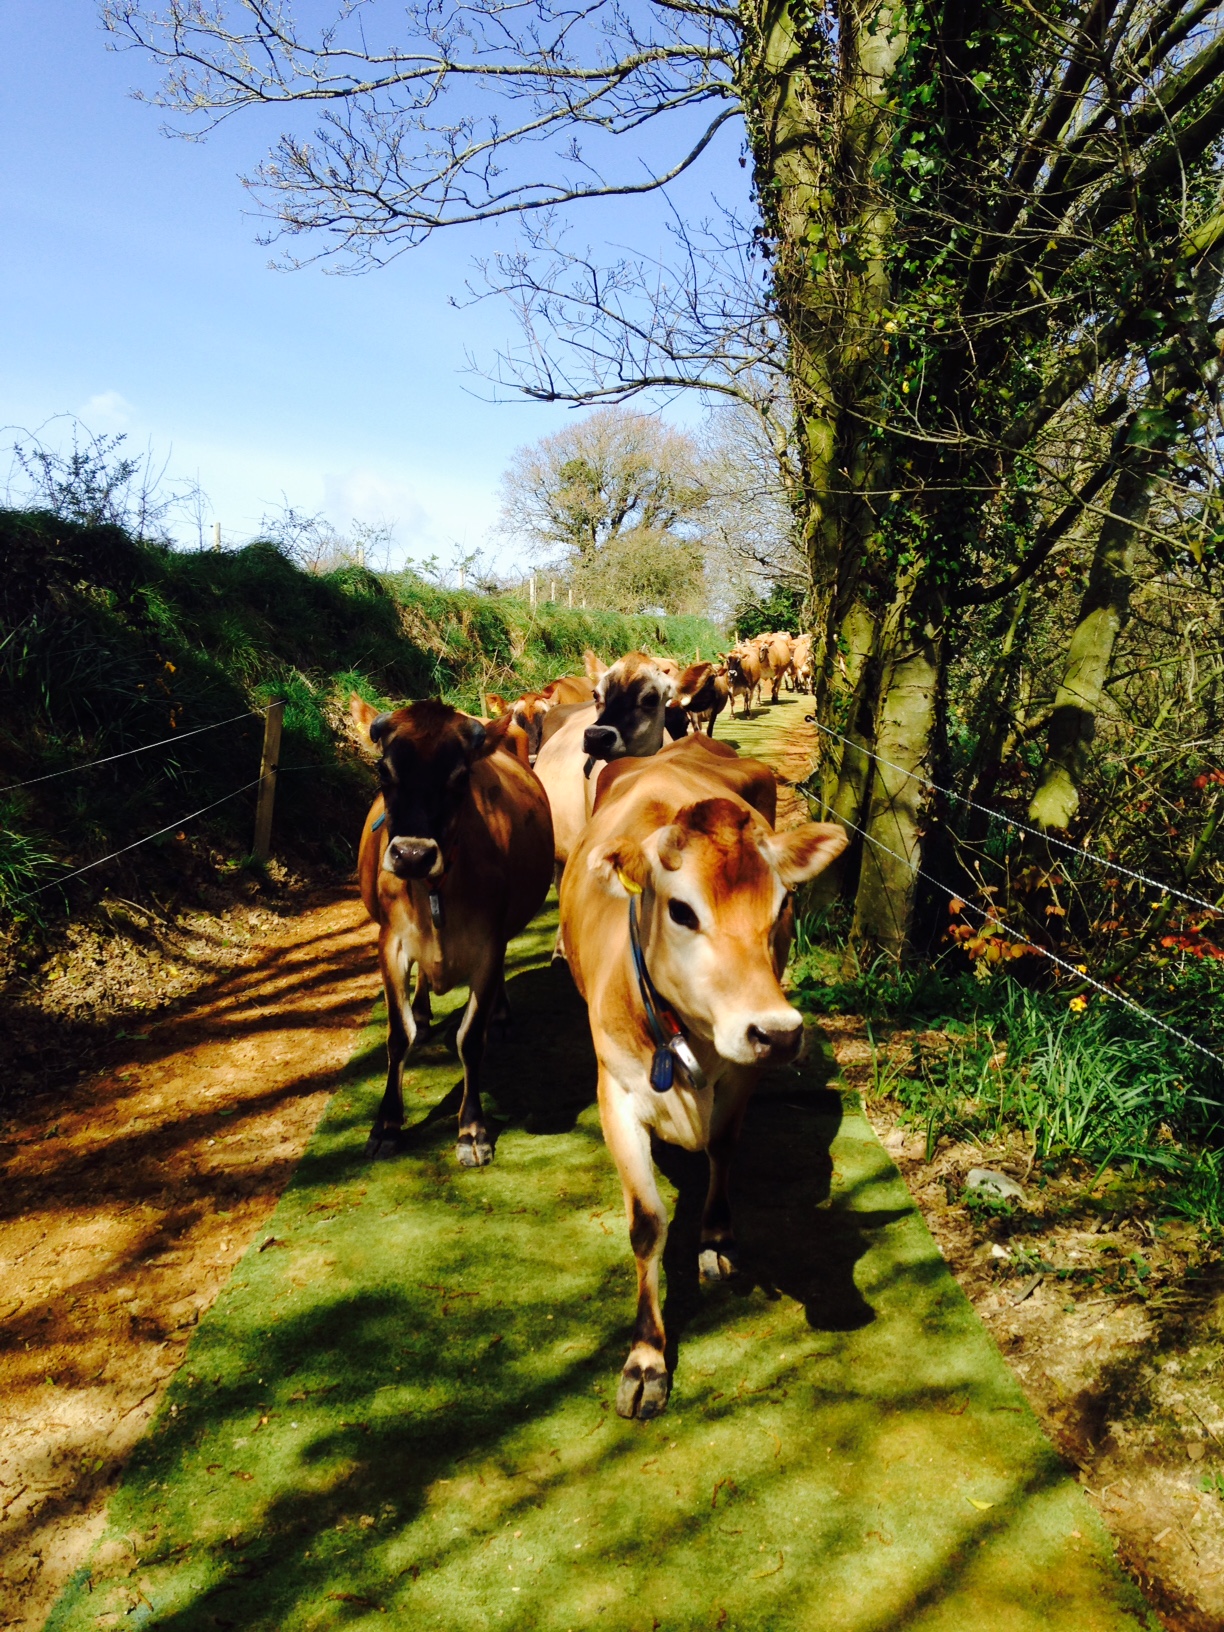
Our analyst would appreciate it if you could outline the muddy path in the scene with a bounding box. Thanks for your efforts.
[0,890,375,1629]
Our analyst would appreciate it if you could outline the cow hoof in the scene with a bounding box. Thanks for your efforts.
[365,1125,405,1161]
[616,1361,670,1420]
[699,1242,742,1282]
[457,1133,493,1168]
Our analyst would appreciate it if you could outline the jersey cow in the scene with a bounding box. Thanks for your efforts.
[676,660,730,737]
[352,697,554,1167]
[485,669,596,762]
[724,645,762,718]
[759,632,795,702]
[533,650,679,869]
[561,735,848,1418]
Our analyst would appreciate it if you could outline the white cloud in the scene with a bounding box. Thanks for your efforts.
[322,465,503,571]
[78,390,135,431]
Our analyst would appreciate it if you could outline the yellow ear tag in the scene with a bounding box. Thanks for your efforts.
[616,868,643,895]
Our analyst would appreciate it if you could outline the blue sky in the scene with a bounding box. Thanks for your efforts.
[0,2,748,574]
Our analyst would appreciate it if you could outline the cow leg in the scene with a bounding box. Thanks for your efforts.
[454,957,501,1168]
[411,965,432,1032]
[367,934,416,1160]
[599,1070,670,1419]
[699,1072,754,1282]
[488,973,512,1043]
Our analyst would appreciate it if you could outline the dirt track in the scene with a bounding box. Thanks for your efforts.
[0,890,375,1629]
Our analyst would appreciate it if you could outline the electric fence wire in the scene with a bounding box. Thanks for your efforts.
[11,776,267,905]
[795,775,1224,1079]
[806,716,1224,921]
[1,706,271,792]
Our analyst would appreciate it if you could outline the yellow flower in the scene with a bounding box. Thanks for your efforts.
[1069,995,1088,1013]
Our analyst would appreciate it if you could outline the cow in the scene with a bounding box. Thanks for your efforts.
[759,632,795,703]
[485,668,596,762]
[533,650,679,870]
[791,632,814,694]
[675,660,730,737]
[351,696,554,1167]
[724,644,762,717]
[560,733,848,1418]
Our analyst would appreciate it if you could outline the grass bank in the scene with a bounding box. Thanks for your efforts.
[0,508,720,924]
[791,917,1224,1229]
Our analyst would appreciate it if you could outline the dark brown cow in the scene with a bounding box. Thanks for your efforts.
[561,735,847,1417]
[676,660,730,737]
[352,696,554,1166]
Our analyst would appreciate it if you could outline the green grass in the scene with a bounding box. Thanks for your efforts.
[0,509,721,918]
[792,937,1224,1229]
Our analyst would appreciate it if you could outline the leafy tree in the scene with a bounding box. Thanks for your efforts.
[106,0,1224,962]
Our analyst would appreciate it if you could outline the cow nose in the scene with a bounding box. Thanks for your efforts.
[386,836,440,879]
[746,1016,804,1062]
[583,725,621,758]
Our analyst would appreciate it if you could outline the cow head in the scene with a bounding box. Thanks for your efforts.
[352,696,485,881]
[582,652,678,763]
[677,661,714,709]
[589,799,847,1067]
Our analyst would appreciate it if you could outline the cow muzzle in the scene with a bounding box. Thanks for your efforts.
[583,724,622,759]
[742,1011,805,1065]
[384,835,442,880]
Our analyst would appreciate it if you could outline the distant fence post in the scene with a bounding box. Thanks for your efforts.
[529,571,537,610]
[213,521,222,552]
[568,586,573,609]
[253,700,285,862]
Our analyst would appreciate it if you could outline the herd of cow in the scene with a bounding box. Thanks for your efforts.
[348,633,845,1421]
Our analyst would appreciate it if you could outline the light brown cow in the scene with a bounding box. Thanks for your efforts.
[352,697,554,1166]
[561,735,848,1418]
[676,660,730,737]
[759,632,795,703]
[485,668,595,762]
[533,650,679,869]
[791,632,814,694]
[724,644,762,717]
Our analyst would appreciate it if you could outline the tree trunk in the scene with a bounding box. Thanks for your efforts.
[1027,465,1151,832]
[849,579,944,961]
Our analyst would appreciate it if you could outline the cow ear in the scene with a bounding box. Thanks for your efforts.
[587,837,649,896]
[350,694,383,736]
[583,649,608,683]
[657,825,686,872]
[485,693,509,718]
[760,822,849,887]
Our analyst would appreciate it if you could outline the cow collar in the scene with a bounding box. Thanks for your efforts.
[621,878,707,1095]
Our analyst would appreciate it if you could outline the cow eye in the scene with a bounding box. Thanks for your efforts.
[642,690,659,708]
[668,898,700,931]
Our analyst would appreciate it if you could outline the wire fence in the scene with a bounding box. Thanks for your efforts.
[806,716,1223,920]
[1,706,271,791]
[798,714,1224,1076]
[4,706,285,909]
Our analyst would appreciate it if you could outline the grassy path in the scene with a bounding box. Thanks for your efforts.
[47,700,1152,1632]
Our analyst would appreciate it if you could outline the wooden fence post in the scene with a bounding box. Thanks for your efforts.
[253,700,285,862]
[213,521,222,552]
